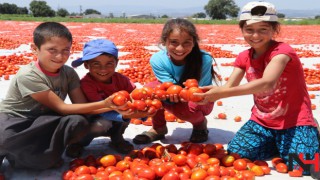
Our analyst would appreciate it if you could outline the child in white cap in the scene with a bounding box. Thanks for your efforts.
[195,1,319,176]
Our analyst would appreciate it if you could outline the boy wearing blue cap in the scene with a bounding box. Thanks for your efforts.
[70,39,150,155]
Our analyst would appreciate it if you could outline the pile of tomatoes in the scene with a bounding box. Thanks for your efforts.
[62,142,303,180]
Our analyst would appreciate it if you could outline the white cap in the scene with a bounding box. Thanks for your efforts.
[239,1,278,25]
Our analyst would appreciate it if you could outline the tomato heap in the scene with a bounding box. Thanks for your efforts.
[62,142,304,180]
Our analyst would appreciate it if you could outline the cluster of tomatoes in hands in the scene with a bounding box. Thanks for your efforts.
[111,79,205,117]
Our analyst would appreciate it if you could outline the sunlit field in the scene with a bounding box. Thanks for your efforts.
[0,21,319,180]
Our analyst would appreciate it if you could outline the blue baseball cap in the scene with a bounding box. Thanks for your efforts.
[71,39,118,67]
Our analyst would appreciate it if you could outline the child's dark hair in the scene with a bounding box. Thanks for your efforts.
[161,18,214,86]
[33,22,73,49]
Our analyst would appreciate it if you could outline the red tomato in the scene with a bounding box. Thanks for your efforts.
[165,144,178,154]
[115,160,130,171]
[240,170,255,180]
[179,88,190,101]
[137,167,156,180]
[117,90,130,100]
[234,116,242,122]
[276,163,288,173]
[131,88,148,100]
[207,166,220,176]
[191,168,208,180]
[154,164,169,177]
[166,85,183,95]
[162,171,180,180]
[253,160,268,167]
[288,169,303,177]
[100,155,117,167]
[172,154,187,166]
[203,144,216,156]
[188,87,203,102]
[75,174,94,180]
[233,159,248,171]
[271,157,284,167]
[250,165,264,176]
[184,79,198,89]
[218,113,227,119]
[62,170,75,180]
[151,99,162,109]
[112,94,128,106]
[142,86,154,99]
[216,100,223,106]
[75,165,91,175]
[221,155,235,167]
[132,100,147,111]
[261,165,271,175]
[161,82,174,90]
[154,89,167,99]
[187,143,203,155]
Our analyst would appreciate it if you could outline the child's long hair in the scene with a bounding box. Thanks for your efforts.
[33,22,73,49]
[160,18,210,86]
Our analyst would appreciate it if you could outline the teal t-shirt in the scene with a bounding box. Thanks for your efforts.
[150,49,213,86]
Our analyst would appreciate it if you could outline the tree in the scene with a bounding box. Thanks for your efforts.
[84,9,101,15]
[204,0,239,19]
[192,12,206,18]
[315,15,320,19]
[29,0,55,17]
[0,3,18,14]
[161,14,169,18]
[56,8,69,17]
[277,13,285,18]
[17,7,28,14]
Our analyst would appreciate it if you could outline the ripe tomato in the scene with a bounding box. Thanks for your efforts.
[172,154,187,166]
[188,87,203,102]
[191,168,208,180]
[203,144,216,156]
[74,174,94,180]
[166,85,183,95]
[161,82,174,90]
[221,155,235,167]
[207,157,220,166]
[131,88,148,100]
[112,94,128,106]
[250,165,264,176]
[184,79,198,89]
[132,100,147,111]
[142,86,154,99]
[165,144,178,154]
[117,90,130,100]
[261,165,271,175]
[275,163,288,173]
[115,160,130,171]
[137,167,156,180]
[151,99,162,109]
[162,171,180,180]
[62,170,75,180]
[207,166,220,176]
[233,159,248,171]
[234,116,242,122]
[154,89,167,99]
[218,113,227,119]
[288,169,303,177]
[154,164,169,177]
[216,100,223,106]
[179,88,190,101]
[75,165,91,175]
[271,157,284,167]
[187,143,203,155]
[253,160,268,167]
[100,155,117,167]
[240,170,255,180]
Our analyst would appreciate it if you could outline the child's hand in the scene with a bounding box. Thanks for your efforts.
[194,86,221,105]
[167,94,180,103]
[122,110,153,119]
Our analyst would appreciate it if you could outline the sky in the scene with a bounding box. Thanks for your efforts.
[0,0,318,15]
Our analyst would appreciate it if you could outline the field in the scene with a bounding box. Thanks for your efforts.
[0,21,319,180]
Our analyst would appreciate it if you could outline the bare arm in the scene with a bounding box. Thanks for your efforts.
[195,54,291,103]
[30,89,115,115]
